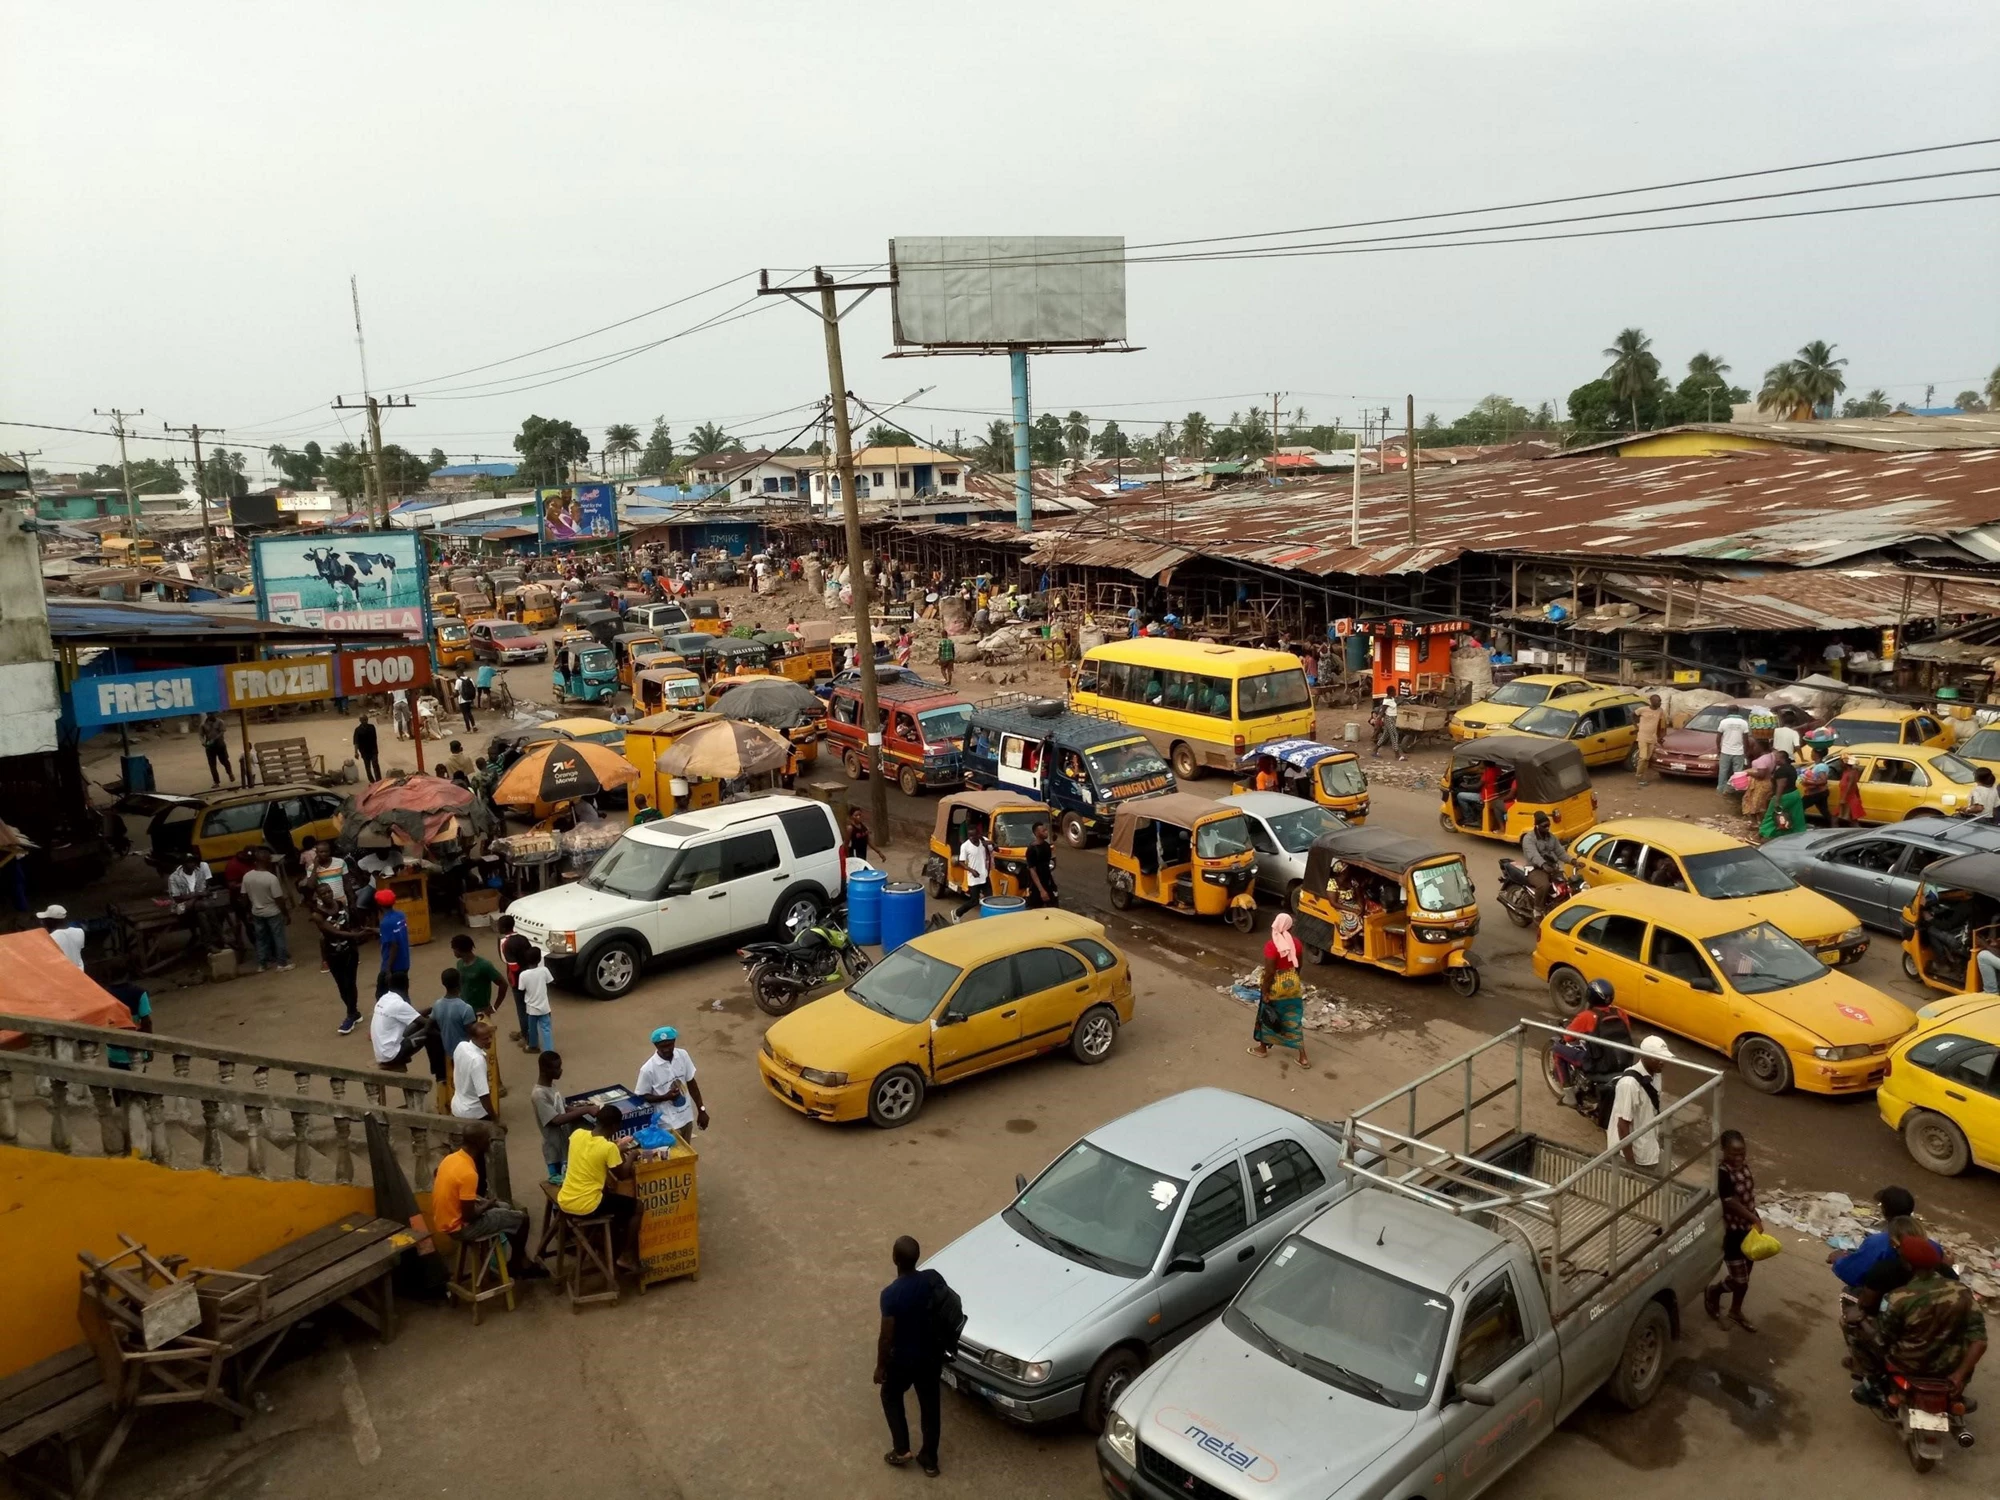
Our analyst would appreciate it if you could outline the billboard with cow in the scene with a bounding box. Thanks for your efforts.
[252,531,429,639]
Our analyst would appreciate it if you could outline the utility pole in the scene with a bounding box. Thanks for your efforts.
[165,421,224,583]
[1271,392,1285,455]
[1350,419,1363,548]
[1405,394,1418,547]
[93,408,144,539]
[16,451,42,494]
[331,394,415,529]
[756,266,897,844]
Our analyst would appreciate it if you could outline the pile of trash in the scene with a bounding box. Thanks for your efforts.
[1219,971,1393,1034]
[969,624,1031,664]
[1762,1189,2000,1307]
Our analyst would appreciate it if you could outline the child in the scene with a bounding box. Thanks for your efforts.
[531,1051,592,1184]
[518,944,554,1054]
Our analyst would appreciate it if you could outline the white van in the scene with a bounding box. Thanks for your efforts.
[506,794,843,998]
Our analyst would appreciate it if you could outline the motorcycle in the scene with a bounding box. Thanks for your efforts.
[738,907,872,1016]
[1861,1367,1974,1473]
[1497,858,1581,928]
[1539,1036,1622,1124]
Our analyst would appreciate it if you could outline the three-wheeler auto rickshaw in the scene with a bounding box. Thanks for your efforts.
[434,619,474,670]
[922,788,1053,903]
[757,631,814,685]
[1901,851,2000,993]
[551,634,618,703]
[660,631,718,680]
[633,665,707,715]
[430,589,460,620]
[683,596,726,635]
[612,631,663,691]
[1105,793,1259,932]
[1235,737,1370,824]
[1290,826,1482,995]
[709,637,771,681]
[1439,734,1597,843]
[792,621,837,681]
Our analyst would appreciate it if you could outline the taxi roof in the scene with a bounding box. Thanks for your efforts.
[1510,672,1595,686]
[1830,706,1928,721]
[905,908,1108,968]
[1542,685,1647,709]
[1907,994,2000,1042]
[1554,882,1783,936]
[1577,818,1747,854]
[1839,742,1961,761]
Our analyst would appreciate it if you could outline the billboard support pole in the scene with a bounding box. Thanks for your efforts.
[1009,349,1032,532]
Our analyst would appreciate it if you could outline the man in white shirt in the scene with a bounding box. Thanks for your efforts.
[1715,709,1752,793]
[1769,720,1802,759]
[954,826,992,920]
[518,952,554,1053]
[635,1025,707,1143]
[450,1018,496,1120]
[1608,1034,1675,1167]
[370,989,421,1068]
[37,905,86,970]
[167,853,210,902]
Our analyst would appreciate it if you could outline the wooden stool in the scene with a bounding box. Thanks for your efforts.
[535,1184,620,1311]
[447,1234,516,1324]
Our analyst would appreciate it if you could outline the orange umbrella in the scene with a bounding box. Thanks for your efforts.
[492,739,639,807]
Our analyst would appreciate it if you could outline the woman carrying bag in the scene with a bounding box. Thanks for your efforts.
[1249,913,1309,1068]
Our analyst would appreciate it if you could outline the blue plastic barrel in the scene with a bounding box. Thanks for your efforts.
[979,895,1027,920]
[879,882,925,954]
[847,868,887,945]
[120,754,155,794]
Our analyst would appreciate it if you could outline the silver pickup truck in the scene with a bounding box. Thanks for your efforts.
[1096,1024,1725,1500]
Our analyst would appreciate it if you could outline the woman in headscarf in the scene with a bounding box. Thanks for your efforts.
[1250,912,1309,1067]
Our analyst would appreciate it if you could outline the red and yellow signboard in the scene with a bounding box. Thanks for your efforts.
[340,645,434,697]
[635,1143,699,1287]
[223,656,335,711]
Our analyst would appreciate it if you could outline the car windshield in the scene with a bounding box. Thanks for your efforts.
[1267,806,1342,853]
[845,947,962,1022]
[1238,667,1312,718]
[1223,1239,1450,1410]
[1318,758,1367,797]
[1004,1140,1186,1278]
[581,835,676,898]
[1682,847,1796,898]
[1196,814,1253,858]
[992,811,1042,848]
[1684,706,1732,733]
[1514,705,1579,738]
[1487,681,1549,708]
[1705,921,1826,994]
[579,649,612,670]
[1087,739,1171,783]
[440,624,467,639]
[918,706,971,743]
[1963,728,2000,761]
[491,622,530,639]
[1931,752,1976,784]
[1412,860,1475,911]
[1829,716,1900,743]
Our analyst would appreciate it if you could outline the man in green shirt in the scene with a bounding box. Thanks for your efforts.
[451,933,510,1015]
[934,635,955,687]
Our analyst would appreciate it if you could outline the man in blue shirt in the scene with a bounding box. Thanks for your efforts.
[875,1236,944,1476]
[1832,1186,1923,1286]
[375,888,411,997]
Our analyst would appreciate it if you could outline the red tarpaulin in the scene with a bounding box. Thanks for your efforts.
[0,930,138,1047]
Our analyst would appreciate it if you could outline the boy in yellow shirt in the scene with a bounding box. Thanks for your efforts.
[556,1103,638,1270]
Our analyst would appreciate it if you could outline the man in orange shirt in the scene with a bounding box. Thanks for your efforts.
[431,1123,544,1275]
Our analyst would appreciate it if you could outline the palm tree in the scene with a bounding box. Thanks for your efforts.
[1062,410,1091,460]
[972,419,1014,472]
[1757,360,1812,420]
[1686,351,1731,384]
[1237,407,1274,459]
[1179,412,1212,459]
[603,422,640,476]
[1986,364,2000,411]
[1602,328,1660,432]
[684,421,740,458]
[1842,389,1893,418]
[1791,341,1848,416]
[1156,418,1179,457]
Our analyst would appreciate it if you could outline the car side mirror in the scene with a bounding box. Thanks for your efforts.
[1456,1380,1498,1408]
[937,1010,965,1027]
[1015,1172,1028,1194]
[664,879,694,898]
[1165,1253,1205,1275]
[1691,975,1720,993]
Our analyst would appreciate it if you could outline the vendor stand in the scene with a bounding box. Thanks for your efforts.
[560,1085,700,1288]
[338,773,497,927]
[492,829,563,897]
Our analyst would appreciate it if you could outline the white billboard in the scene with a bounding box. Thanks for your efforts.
[890,236,1127,349]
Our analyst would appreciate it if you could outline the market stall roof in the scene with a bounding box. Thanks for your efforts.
[1587,567,2000,635]
[0,931,137,1047]
[46,598,404,648]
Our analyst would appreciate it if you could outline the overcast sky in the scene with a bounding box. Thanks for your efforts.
[5,0,1997,478]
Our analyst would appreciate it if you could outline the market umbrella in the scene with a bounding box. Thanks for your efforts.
[492,740,639,808]
[709,677,824,730]
[655,718,792,780]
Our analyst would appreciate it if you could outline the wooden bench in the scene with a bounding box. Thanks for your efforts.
[0,1346,117,1500]
[217,1213,407,1398]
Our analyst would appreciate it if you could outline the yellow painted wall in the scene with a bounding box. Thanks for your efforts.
[1615,432,1786,457]
[0,1142,374,1378]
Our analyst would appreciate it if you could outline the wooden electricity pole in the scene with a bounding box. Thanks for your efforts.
[331,394,415,528]
[1405,394,1418,547]
[93,407,144,539]
[165,420,224,583]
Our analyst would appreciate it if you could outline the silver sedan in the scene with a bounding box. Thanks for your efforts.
[1759,819,2000,931]
[1218,790,1347,908]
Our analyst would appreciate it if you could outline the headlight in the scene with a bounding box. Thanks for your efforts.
[1835,926,1864,945]
[1418,927,1452,942]
[1813,1044,1873,1061]
[982,1349,1052,1384]
[1201,869,1228,884]
[760,1038,774,1059]
[799,1067,849,1087]
[1104,1410,1137,1465]
[539,930,574,955]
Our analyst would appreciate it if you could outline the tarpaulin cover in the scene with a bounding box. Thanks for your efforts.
[0,930,138,1048]
[341,773,494,850]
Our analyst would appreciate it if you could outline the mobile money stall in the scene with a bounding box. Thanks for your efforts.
[559,1084,700,1288]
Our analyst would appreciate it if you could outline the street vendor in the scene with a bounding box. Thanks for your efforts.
[635,1025,708,1144]
[556,1103,640,1271]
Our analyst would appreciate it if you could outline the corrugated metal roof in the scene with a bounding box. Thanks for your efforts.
[1558,413,2000,458]
[46,599,400,643]
[1592,568,2000,634]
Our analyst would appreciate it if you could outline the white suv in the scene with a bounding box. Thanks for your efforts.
[506,795,843,999]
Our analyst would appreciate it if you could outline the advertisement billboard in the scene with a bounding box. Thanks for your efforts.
[224,656,336,711]
[72,667,226,729]
[890,236,1127,348]
[339,645,434,697]
[252,532,429,639]
[538,484,618,545]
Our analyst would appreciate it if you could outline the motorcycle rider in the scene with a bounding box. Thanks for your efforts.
[1520,811,1567,912]
[1849,1224,1987,1408]
[1552,979,1632,1104]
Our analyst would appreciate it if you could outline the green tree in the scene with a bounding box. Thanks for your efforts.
[1208,424,1245,460]
[1156,418,1179,455]
[1841,389,1893,417]
[1791,340,1848,415]
[971,419,1014,471]
[512,415,591,488]
[1953,390,1990,413]
[1236,406,1274,458]
[322,443,367,499]
[638,417,675,474]
[88,457,182,494]
[1029,412,1065,465]
[684,421,740,458]
[864,424,917,448]
[1986,364,2000,410]
[1179,412,1212,458]
[1062,410,1091,459]
[1602,327,1661,432]
[1566,377,1665,441]
[426,447,448,472]
[1756,360,1811,420]
[1092,421,1131,459]
[604,422,641,475]
[375,444,436,501]
[199,449,250,500]
[265,441,324,489]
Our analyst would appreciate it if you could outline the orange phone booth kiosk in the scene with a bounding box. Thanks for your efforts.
[1358,617,1466,699]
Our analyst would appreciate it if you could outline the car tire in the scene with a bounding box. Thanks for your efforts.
[1547,965,1589,1015]
[1902,949,1922,981]
[1448,963,1480,998]
[1060,812,1090,848]
[1170,741,1200,781]
[844,751,867,781]
[1734,1034,1793,1094]
[771,888,824,937]
[1902,1108,1972,1176]
[1607,1300,1671,1410]
[1226,903,1256,933]
[1070,1004,1119,1064]
[582,938,642,1000]
[899,765,922,798]
[1108,876,1134,910]
[1082,1347,1146,1435]
[867,1066,926,1128]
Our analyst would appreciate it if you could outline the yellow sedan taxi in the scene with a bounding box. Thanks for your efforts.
[758,911,1134,1127]
[1508,686,1652,769]
[1568,818,1867,965]
[1833,743,1981,823]
[1533,884,1914,1095]
[1955,725,2000,779]
[1878,994,2000,1177]
[1826,706,1953,749]
[1448,674,1592,741]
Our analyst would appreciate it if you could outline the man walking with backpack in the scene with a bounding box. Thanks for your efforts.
[875,1235,958,1477]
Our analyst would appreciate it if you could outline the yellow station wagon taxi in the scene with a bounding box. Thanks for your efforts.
[758,911,1133,1127]
[1825,706,1954,750]
[1508,686,1651,769]
[1532,884,1914,1095]
[1878,994,2000,1176]
[1569,818,1867,965]
[1833,744,1982,823]
[1448,674,1593,741]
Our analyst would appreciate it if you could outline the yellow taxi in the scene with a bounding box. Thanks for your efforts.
[1834,743,1981,822]
[1568,818,1867,965]
[1955,725,2000,778]
[757,911,1134,1127]
[1532,884,1914,1095]
[1878,994,2000,1176]
[1448,674,1593,741]
[1507,686,1652,769]
[1826,706,1953,749]
[144,783,347,868]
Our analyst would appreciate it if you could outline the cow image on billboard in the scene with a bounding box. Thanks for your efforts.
[889,236,1128,349]
[251,531,429,639]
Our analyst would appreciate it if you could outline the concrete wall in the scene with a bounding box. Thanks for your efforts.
[0,495,58,758]
[0,1142,375,1377]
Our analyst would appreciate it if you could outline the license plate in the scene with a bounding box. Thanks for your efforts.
[1907,1408,1950,1432]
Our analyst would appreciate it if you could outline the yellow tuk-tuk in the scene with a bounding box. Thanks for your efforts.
[757,631,813,684]
[683,596,725,635]
[430,589,460,619]
[1291,826,1482,995]
[1105,793,1259,932]
[613,630,663,691]
[519,583,557,629]
[705,673,824,765]
[709,638,771,681]
[455,589,497,623]
[923,789,1051,903]
[1234,738,1370,824]
[659,631,718,680]
[1439,734,1597,843]
[1902,851,2000,993]
[634,665,707,716]
[794,620,837,681]
[623,710,727,815]
[434,619,473,669]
